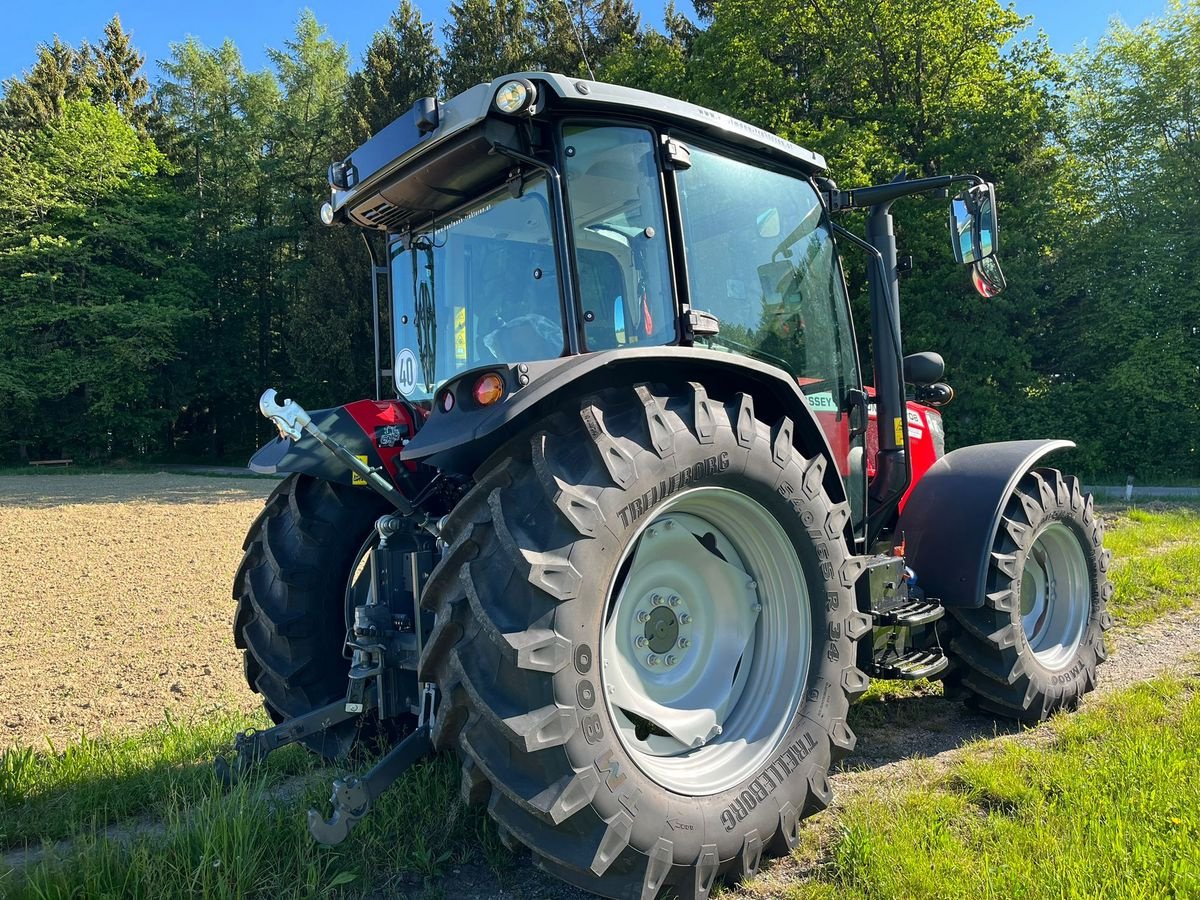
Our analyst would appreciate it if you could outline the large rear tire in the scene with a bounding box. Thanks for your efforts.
[945,467,1113,722]
[420,384,870,899]
[233,474,390,757]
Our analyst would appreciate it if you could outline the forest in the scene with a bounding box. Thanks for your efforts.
[0,0,1196,478]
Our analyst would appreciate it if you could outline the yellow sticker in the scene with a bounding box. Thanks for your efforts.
[894,418,905,446]
[351,454,369,486]
[454,306,467,361]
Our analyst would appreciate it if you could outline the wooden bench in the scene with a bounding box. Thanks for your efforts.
[29,458,74,468]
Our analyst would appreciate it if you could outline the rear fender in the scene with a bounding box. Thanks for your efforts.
[250,398,423,491]
[895,439,1074,608]
[400,346,848,508]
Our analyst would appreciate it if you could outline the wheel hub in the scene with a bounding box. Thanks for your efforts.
[1019,522,1089,670]
[600,486,810,796]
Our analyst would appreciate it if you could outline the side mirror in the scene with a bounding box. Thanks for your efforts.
[949,183,998,265]
[902,351,945,386]
[971,255,1007,298]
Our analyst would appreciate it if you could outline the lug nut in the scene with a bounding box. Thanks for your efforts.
[666,655,677,666]
[680,614,691,625]
[646,654,659,666]
[668,595,680,607]
[714,725,723,736]
[636,610,650,623]
[751,603,762,613]
[635,636,648,648]
[747,580,757,591]
[678,637,690,648]
[651,593,664,605]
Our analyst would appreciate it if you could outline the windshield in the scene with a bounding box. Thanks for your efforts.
[389,178,561,399]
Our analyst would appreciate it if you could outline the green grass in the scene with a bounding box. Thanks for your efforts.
[1104,506,1200,626]
[1,712,505,898]
[766,674,1200,900]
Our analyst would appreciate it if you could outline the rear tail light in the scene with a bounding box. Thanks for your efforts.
[473,373,505,406]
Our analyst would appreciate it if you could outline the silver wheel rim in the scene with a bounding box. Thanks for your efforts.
[1019,522,1090,670]
[600,487,811,795]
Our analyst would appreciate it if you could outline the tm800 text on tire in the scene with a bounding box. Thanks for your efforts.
[419,383,871,900]
[945,467,1113,722]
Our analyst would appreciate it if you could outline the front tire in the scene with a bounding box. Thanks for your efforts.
[420,384,870,899]
[945,467,1113,722]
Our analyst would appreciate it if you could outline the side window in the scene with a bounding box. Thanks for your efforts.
[562,124,675,350]
[675,145,858,403]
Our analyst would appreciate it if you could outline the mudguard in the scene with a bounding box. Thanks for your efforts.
[895,439,1074,608]
[399,346,849,507]
[249,398,422,491]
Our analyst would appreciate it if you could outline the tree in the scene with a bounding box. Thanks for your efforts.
[346,1,441,144]
[442,0,538,95]
[0,37,99,130]
[94,15,151,128]
[529,0,640,75]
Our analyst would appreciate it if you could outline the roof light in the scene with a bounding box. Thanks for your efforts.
[319,202,335,226]
[473,373,506,406]
[438,389,455,413]
[493,79,536,116]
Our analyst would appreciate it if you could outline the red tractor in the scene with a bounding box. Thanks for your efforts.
[221,73,1112,898]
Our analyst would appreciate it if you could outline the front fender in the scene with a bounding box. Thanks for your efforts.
[249,398,421,492]
[895,439,1074,608]
[400,346,848,507]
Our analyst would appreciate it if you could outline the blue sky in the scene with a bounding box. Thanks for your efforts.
[2,0,1172,86]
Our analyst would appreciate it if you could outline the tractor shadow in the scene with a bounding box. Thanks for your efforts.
[841,686,1024,772]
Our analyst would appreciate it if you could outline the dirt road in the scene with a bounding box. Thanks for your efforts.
[0,474,274,749]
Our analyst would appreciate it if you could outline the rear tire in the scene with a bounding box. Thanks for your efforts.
[945,467,1113,722]
[420,383,870,899]
[233,474,390,758]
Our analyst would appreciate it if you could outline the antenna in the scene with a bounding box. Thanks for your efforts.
[558,0,596,81]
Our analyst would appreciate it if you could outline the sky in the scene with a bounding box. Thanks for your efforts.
[1,0,1173,87]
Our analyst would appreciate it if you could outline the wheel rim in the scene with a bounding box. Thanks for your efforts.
[1019,522,1090,670]
[600,487,811,795]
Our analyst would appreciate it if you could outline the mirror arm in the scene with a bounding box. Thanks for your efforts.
[831,173,981,212]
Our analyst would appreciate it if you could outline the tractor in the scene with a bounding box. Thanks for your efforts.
[221,73,1112,899]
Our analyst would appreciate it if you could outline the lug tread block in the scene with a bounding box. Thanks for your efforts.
[777,802,800,851]
[1100,609,1114,630]
[1101,581,1115,602]
[691,844,720,900]
[1032,470,1055,512]
[591,811,634,877]
[1015,490,1043,527]
[580,402,637,488]
[1053,470,1070,510]
[829,718,856,754]
[641,837,674,900]
[1003,516,1033,550]
[417,596,466,680]
[450,654,576,752]
[242,645,262,691]
[1066,475,1084,511]
[990,552,1020,580]
[421,526,481,611]
[242,489,287,551]
[803,772,833,815]
[1099,548,1113,574]
[846,612,872,642]
[986,623,1019,651]
[460,756,491,806]
[986,589,1017,613]
[496,822,522,853]
[507,627,573,674]
[532,433,605,537]
[801,454,827,500]
[734,393,755,448]
[841,666,870,698]
[740,830,764,880]
[839,555,868,589]
[946,635,1017,687]
[689,382,717,444]
[535,767,601,825]
[261,516,324,584]
[824,503,851,541]
[635,385,676,458]
[771,417,794,468]
[488,489,581,601]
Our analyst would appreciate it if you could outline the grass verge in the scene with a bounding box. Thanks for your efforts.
[755,673,1200,900]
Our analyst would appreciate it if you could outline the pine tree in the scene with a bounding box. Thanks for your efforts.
[0,37,99,130]
[346,1,441,143]
[442,0,537,95]
[95,15,150,128]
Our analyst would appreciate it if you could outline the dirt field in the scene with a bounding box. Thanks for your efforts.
[0,474,276,749]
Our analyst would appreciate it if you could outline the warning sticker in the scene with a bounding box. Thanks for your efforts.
[893,417,905,446]
[454,307,467,362]
[351,454,369,486]
[395,348,418,397]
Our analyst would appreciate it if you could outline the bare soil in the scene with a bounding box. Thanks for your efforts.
[0,473,275,750]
